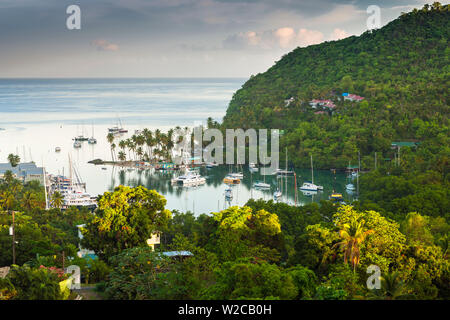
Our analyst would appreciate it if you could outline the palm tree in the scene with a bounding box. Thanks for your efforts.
[0,189,16,212]
[333,219,374,272]
[118,151,126,162]
[2,170,14,184]
[51,191,64,209]
[136,147,143,161]
[368,272,413,300]
[111,143,117,162]
[21,191,38,211]
[7,154,20,167]
[107,133,115,161]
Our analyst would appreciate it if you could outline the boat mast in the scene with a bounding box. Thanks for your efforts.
[285,148,288,203]
[357,150,360,197]
[311,154,314,185]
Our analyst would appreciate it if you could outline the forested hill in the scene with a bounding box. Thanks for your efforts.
[222,3,449,169]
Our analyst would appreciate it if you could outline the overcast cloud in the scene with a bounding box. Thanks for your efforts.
[0,0,434,77]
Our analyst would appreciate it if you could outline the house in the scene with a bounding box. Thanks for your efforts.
[314,111,327,115]
[342,93,364,102]
[0,162,45,185]
[284,97,295,107]
[309,99,336,110]
[391,141,420,149]
[146,232,161,251]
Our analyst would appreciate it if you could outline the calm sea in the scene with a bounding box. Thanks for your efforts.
[0,78,352,214]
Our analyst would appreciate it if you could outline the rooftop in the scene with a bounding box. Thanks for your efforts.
[0,162,44,177]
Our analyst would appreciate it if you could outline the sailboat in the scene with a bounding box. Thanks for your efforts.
[300,155,323,191]
[273,188,282,200]
[74,124,88,141]
[253,157,270,189]
[225,186,233,200]
[108,117,127,134]
[88,124,97,144]
[249,162,259,173]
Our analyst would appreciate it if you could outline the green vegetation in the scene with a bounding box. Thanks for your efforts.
[0,4,448,301]
[106,128,177,163]
[223,3,449,170]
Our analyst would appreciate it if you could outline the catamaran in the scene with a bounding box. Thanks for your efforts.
[171,170,206,186]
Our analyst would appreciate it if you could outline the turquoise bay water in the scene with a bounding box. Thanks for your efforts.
[0,78,353,214]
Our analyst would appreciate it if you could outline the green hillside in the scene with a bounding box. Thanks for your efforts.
[223,3,449,170]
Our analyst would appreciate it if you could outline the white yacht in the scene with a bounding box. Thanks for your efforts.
[300,182,322,192]
[301,189,318,197]
[225,186,233,199]
[346,183,355,191]
[88,124,97,144]
[206,162,219,168]
[300,155,323,191]
[253,181,271,189]
[273,189,282,200]
[249,163,259,172]
[171,171,206,186]
[73,141,81,148]
[276,169,295,176]
[229,172,243,179]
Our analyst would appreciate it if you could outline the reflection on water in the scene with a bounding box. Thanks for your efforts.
[103,165,357,215]
[0,78,358,215]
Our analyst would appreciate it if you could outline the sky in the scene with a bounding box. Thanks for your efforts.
[0,0,436,78]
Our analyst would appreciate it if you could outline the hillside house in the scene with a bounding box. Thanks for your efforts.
[342,93,364,102]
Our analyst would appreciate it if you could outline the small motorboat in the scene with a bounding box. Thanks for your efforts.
[73,141,82,148]
[55,147,61,152]
[329,192,344,201]
[223,175,241,184]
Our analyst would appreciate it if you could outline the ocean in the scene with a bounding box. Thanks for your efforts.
[0,78,351,214]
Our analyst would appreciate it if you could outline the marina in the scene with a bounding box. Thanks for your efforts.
[0,78,355,215]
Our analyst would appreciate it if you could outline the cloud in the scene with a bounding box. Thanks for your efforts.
[91,39,120,52]
[329,28,350,41]
[223,27,324,51]
[296,29,325,47]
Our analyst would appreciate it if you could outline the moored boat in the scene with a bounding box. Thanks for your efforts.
[223,175,241,184]
[171,171,206,186]
[253,181,270,189]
